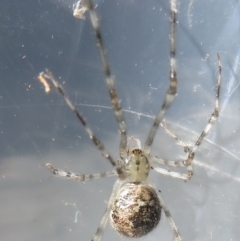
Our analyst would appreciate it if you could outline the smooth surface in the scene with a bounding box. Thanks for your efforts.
[0,0,240,240]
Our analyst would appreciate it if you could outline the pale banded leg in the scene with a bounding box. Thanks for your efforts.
[158,190,183,241]
[144,0,178,154]
[154,54,222,180]
[46,163,117,181]
[185,54,222,177]
[92,179,123,241]
[38,71,125,179]
[161,120,191,153]
[86,0,127,160]
[151,156,193,181]
[152,166,189,181]
[152,156,186,168]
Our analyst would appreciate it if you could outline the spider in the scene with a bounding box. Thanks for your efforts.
[38,0,222,240]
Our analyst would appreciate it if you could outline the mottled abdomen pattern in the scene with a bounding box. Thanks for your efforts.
[110,183,161,238]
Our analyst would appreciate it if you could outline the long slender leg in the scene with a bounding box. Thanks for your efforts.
[72,95,190,152]
[144,0,178,154]
[158,190,183,241]
[38,71,125,179]
[46,163,117,181]
[86,0,127,160]
[152,166,189,181]
[161,120,191,152]
[184,54,222,177]
[92,179,123,241]
[152,156,186,168]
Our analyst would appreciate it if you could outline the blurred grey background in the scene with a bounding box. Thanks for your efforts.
[0,0,240,240]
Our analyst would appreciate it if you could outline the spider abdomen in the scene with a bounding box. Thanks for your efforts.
[110,183,161,238]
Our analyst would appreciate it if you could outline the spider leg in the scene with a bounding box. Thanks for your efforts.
[184,54,222,178]
[144,0,178,155]
[45,163,117,181]
[158,190,183,241]
[38,71,125,180]
[152,166,189,181]
[152,156,186,168]
[92,179,123,241]
[151,155,193,181]
[161,120,191,151]
[154,54,221,180]
[86,0,127,160]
